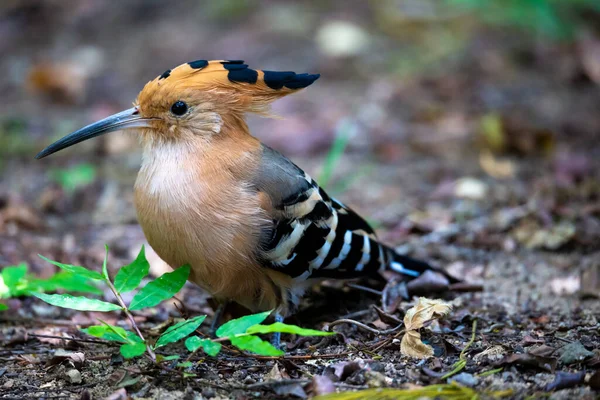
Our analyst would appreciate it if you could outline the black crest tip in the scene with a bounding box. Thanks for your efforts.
[159,69,171,80]
[188,59,209,69]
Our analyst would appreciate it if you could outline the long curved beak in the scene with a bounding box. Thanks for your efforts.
[35,107,153,159]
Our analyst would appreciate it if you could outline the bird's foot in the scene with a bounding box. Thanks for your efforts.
[270,313,284,350]
[209,302,227,338]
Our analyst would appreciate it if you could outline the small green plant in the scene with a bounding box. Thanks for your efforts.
[49,163,96,193]
[32,245,333,361]
[448,0,600,41]
[0,262,101,310]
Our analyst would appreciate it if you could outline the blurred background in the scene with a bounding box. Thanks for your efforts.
[1,0,599,293]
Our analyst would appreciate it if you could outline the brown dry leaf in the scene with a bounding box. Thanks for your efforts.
[479,149,515,179]
[400,298,452,359]
[403,298,453,331]
[512,219,576,250]
[401,330,434,359]
[45,350,85,370]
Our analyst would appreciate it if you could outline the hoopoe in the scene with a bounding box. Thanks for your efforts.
[36,60,456,321]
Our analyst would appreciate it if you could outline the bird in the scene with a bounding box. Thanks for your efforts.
[36,60,457,327]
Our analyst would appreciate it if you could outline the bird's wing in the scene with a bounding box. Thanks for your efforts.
[252,145,390,281]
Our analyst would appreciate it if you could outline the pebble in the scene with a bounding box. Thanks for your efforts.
[449,372,479,387]
[66,369,82,384]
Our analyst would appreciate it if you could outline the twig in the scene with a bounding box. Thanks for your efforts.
[27,333,116,346]
[345,283,383,296]
[243,352,353,360]
[348,344,382,360]
[0,316,97,327]
[104,273,156,362]
[327,318,404,335]
[236,378,311,390]
[340,309,372,320]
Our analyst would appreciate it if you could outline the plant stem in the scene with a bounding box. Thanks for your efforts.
[441,320,477,379]
[104,276,156,362]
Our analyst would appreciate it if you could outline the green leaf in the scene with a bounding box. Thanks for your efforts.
[28,272,102,296]
[185,336,222,356]
[38,255,103,281]
[50,163,96,193]
[0,276,8,298]
[0,303,7,311]
[1,264,27,290]
[129,265,190,311]
[114,245,150,294]
[102,245,109,281]
[157,354,180,362]
[247,322,334,337]
[230,335,283,356]
[216,310,271,338]
[120,342,146,359]
[82,324,129,342]
[319,118,355,189]
[177,361,193,368]
[155,315,206,348]
[33,292,121,312]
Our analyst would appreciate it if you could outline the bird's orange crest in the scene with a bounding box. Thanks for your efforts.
[136,60,319,119]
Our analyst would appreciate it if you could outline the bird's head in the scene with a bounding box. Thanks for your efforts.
[35,60,319,158]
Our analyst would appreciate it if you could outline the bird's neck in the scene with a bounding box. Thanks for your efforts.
[139,115,260,181]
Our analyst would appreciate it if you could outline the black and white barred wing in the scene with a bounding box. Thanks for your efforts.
[255,144,398,281]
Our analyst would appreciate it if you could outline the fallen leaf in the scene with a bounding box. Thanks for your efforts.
[559,341,594,365]
[46,350,85,370]
[373,305,402,326]
[274,383,307,399]
[406,270,450,296]
[497,353,557,373]
[512,219,576,250]
[401,330,433,359]
[324,361,363,382]
[104,388,128,400]
[266,363,290,380]
[310,375,335,397]
[528,345,556,358]
[400,298,452,359]
[403,298,452,332]
[479,150,515,179]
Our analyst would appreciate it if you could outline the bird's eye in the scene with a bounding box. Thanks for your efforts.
[170,101,188,116]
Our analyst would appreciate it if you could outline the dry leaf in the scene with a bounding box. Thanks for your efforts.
[403,298,452,331]
[401,330,434,358]
[400,298,452,359]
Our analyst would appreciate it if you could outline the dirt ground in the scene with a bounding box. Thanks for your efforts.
[1,1,599,399]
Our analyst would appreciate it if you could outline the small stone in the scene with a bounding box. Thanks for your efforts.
[66,369,82,384]
[449,372,479,387]
[364,370,391,388]
[559,341,594,365]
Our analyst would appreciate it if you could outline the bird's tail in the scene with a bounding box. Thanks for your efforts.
[384,246,460,283]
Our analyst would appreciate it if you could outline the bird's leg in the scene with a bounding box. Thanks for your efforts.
[271,313,284,349]
[210,302,228,338]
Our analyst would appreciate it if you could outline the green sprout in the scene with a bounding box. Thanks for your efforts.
[31,245,333,361]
